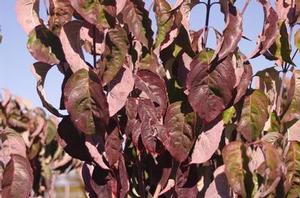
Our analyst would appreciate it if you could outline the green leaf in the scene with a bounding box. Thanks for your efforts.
[122,0,153,48]
[64,69,109,135]
[294,28,300,52]
[153,0,174,48]
[101,27,129,84]
[45,119,57,144]
[285,141,300,197]
[282,70,300,124]
[27,25,65,65]
[70,0,115,29]
[237,90,269,142]
[222,141,247,197]
[223,106,236,124]
[269,21,294,65]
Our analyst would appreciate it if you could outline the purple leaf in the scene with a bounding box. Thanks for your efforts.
[107,66,134,117]
[233,56,253,104]
[250,0,278,58]
[105,120,122,167]
[0,130,27,159]
[57,116,92,161]
[204,165,231,198]
[2,154,33,198]
[64,69,109,135]
[161,102,194,163]
[16,0,41,34]
[59,21,89,72]
[190,120,224,164]
[186,55,236,122]
[135,70,168,115]
[122,0,153,48]
[212,2,242,63]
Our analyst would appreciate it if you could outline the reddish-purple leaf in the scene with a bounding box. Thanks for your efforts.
[161,102,194,163]
[32,62,64,117]
[250,0,279,58]
[105,121,122,167]
[80,22,106,55]
[233,58,253,104]
[204,165,231,198]
[212,3,242,62]
[122,0,153,48]
[190,120,224,164]
[16,0,41,34]
[118,155,130,198]
[140,118,165,154]
[2,154,33,198]
[59,21,89,73]
[126,98,138,120]
[135,70,168,115]
[64,69,109,135]
[186,55,236,122]
[107,66,134,117]
[175,165,199,198]
[57,116,92,161]
[0,130,27,159]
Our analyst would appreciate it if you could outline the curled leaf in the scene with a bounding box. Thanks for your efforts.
[31,62,64,117]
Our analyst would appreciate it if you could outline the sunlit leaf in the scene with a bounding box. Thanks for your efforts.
[16,0,41,34]
[190,120,224,164]
[101,27,129,84]
[161,101,194,162]
[153,0,174,48]
[64,69,109,135]
[107,65,134,117]
[59,21,89,72]
[282,70,300,123]
[237,90,269,142]
[222,141,247,197]
[122,0,153,48]
[285,141,300,197]
[250,0,279,58]
[186,55,236,122]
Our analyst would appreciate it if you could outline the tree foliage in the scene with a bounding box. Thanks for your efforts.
[13,0,300,197]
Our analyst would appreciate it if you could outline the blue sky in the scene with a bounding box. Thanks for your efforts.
[0,0,295,112]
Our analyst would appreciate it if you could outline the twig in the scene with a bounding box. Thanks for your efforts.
[203,0,212,48]
[153,183,162,198]
[241,0,251,15]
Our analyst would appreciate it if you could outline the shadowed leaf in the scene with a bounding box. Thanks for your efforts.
[27,25,65,65]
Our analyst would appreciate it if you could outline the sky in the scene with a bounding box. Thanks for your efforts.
[0,0,297,112]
